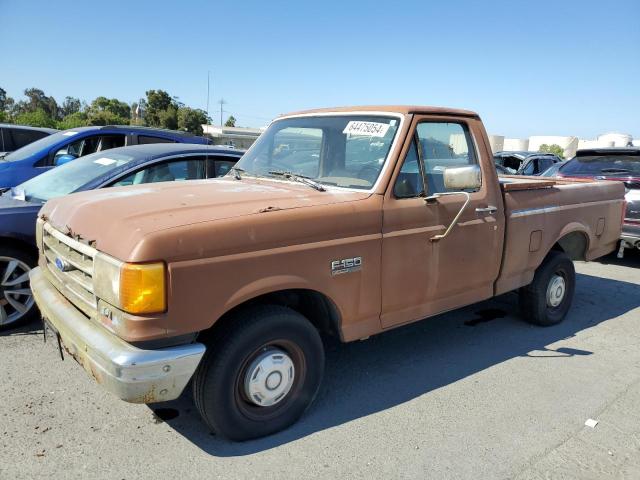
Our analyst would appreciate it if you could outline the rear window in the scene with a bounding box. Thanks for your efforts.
[561,155,640,176]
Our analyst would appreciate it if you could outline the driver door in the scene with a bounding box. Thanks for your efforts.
[380,115,505,328]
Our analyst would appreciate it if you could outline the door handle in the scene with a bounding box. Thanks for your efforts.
[475,205,497,214]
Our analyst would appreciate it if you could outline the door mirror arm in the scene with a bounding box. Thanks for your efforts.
[424,191,471,242]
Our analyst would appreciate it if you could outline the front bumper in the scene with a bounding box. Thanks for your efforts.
[30,267,206,403]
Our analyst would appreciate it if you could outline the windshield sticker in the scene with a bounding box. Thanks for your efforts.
[343,121,390,138]
[94,157,116,166]
[62,131,79,136]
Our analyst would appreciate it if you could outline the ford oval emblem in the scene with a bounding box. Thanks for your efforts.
[54,257,74,272]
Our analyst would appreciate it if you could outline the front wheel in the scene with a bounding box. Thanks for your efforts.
[0,247,37,330]
[193,305,324,441]
[520,250,575,326]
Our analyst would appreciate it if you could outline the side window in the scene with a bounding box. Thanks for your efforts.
[522,160,536,175]
[416,122,477,194]
[110,159,206,187]
[96,134,126,151]
[213,160,236,177]
[393,140,423,198]
[137,135,175,144]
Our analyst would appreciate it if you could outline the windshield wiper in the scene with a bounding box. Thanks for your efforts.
[267,170,326,192]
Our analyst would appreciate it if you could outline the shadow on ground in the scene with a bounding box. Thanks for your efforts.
[597,246,640,268]
[151,269,640,456]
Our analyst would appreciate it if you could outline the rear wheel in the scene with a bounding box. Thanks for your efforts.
[0,247,37,330]
[193,305,324,441]
[520,250,575,326]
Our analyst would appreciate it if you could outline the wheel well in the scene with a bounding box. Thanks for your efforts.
[197,289,342,343]
[0,236,38,261]
[552,231,588,261]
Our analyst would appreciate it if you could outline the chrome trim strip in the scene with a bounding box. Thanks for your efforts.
[43,222,97,258]
[510,199,622,218]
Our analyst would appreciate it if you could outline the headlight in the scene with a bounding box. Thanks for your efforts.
[94,253,166,314]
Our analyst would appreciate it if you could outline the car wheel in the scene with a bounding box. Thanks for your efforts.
[193,305,324,441]
[0,247,37,330]
[520,250,575,326]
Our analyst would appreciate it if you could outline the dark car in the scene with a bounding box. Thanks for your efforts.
[0,125,214,189]
[0,124,58,153]
[542,148,640,257]
[0,143,243,329]
[494,151,563,176]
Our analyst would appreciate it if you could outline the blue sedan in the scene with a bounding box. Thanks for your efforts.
[0,125,214,188]
[0,143,243,329]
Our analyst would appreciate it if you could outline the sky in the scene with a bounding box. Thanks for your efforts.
[1,0,638,139]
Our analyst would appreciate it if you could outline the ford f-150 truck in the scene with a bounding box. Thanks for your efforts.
[30,106,625,441]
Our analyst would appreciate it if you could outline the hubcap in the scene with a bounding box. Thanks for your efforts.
[0,257,34,326]
[546,274,566,308]
[244,348,295,407]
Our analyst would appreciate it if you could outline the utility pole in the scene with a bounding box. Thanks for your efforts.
[218,98,227,126]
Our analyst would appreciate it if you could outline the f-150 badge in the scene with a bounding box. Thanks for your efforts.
[331,257,362,276]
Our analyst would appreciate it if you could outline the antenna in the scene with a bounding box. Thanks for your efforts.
[206,71,210,119]
[218,98,227,127]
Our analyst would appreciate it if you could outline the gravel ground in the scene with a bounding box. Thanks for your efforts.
[2,251,640,479]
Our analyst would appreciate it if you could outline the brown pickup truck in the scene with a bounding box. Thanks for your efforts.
[30,106,625,441]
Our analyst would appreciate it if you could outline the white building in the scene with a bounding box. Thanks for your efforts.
[202,124,264,149]
[494,132,635,158]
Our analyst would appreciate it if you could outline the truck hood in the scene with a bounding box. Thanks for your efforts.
[41,178,372,259]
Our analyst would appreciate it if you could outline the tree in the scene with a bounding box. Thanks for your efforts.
[224,115,236,127]
[21,88,58,119]
[539,144,564,159]
[60,96,82,117]
[58,111,89,129]
[86,110,129,126]
[144,90,175,127]
[14,109,57,128]
[0,87,14,113]
[88,96,130,119]
[178,107,210,135]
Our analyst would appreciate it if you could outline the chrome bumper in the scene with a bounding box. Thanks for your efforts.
[30,267,205,404]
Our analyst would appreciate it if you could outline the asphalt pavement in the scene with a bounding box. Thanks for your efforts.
[2,251,640,479]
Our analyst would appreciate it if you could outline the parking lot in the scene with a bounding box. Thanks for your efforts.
[2,251,639,479]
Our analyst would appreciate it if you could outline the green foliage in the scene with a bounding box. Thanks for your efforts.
[14,109,57,128]
[157,104,178,130]
[178,107,210,135]
[224,115,236,127]
[60,96,82,117]
[88,96,131,121]
[57,111,89,129]
[144,90,175,127]
[0,111,6,123]
[86,110,129,126]
[539,144,564,159]
[19,88,58,119]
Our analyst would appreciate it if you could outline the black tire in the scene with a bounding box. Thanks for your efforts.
[520,250,575,326]
[0,246,38,331]
[193,305,324,441]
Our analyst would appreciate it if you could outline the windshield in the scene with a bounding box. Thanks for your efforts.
[231,115,400,189]
[14,150,137,202]
[2,130,83,162]
[560,155,640,176]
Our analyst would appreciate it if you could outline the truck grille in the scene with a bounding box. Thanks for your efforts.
[42,222,97,317]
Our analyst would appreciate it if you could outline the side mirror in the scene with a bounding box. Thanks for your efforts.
[443,165,482,191]
[55,154,77,166]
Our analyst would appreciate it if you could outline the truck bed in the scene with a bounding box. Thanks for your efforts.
[495,177,625,295]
